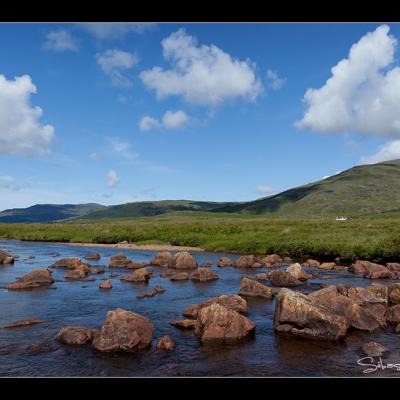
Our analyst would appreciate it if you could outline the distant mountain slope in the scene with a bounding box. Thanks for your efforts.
[0,203,105,223]
[219,159,400,218]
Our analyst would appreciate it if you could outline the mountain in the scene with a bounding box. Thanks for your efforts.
[0,203,105,223]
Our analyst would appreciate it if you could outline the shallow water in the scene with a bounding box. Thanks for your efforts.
[0,239,399,377]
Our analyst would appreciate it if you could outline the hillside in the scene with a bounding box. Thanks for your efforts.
[0,203,105,223]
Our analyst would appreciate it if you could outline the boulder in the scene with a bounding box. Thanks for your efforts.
[154,285,166,293]
[4,319,44,328]
[64,269,87,280]
[318,262,337,270]
[261,254,281,265]
[366,284,388,303]
[173,252,198,269]
[99,279,112,289]
[396,324,400,334]
[337,285,388,305]
[238,277,274,299]
[0,250,15,264]
[349,261,368,274]
[156,335,175,351]
[190,267,219,282]
[362,341,389,357]
[217,257,233,267]
[274,288,348,341]
[126,262,149,269]
[150,251,175,267]
[84,253,101,260]
[386,263,400,272]
[194,303,256,342]
[137,290,157,299]
[51,257,82,269]
[268,270,303,287]
[120,268,151,283]
[200,261,213,268]
[183,294,248,318]
[108,253,132,268]
[92,308,153,352]
[305,259,320,268]
[286,263,309,281]
[256,273,268,280]
[88,267,105,274]
[311,272,319,279]
[56,326,97,345]
[169,272,189,281]
[386,305,400,324]
[363,263,394,279]
[8,268,54,290]
[388,284,400,303]
[234,255,257,268]
[170,319,196,329]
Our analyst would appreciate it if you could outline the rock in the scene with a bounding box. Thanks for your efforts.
[238,277,274,299]
[386,305,400,324]
[0,250,15,264]
[137,290,157,299]
[127,262,149,270]
[169,272,189,281]
[190,267,219,282]
[84,253,101,260]
[51,257,82,269]
[311,272,319,279]
[396,324,400,334]
[286,263,309,281]
[25,343,53,355]
[367,284,389,303]
[217,257,233,267]
[386,263,400,272]
[120,268,151,283]
[200,261,213,267]
[318,262,336,270]
[256,273,268,280]
[349,261,368,273]
[250,262,263,268]
[388,284,400,303]
[156,335,175,351]
[8,268,54,290]
[234,255,257,268]
[261,254,281,265]
[337,285,388,305]
[305,259,320,268]
[183,294,248,318]
[151,251,175,267]
[363,262,394,279]
[99,279,112,289]
[108,253,132,268]
[274,288,348,341]
[362,341,389,357]
[118,240,129,245]
[173,252,198,269]
[56,326,97,345]
[64,269,87,280]
[194,303,256,342]
[88,267,105,274]
[92,308,153,352]
[154,285,165,293]
[170,319,196,329]
[4,318,44,328]
[268,270,303,287]
[283,256,292,263]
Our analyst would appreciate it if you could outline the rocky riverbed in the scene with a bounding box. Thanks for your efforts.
[1,239,400,377]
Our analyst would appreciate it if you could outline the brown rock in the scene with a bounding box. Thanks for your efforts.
[311,272,319,278]
[51,257,81,269]
[108,253,132,268]
[363,262,394,279]
[305,259,320,268]
[173,252,198,269]
[261,254,281,265]
[56,326,97,345]
[234,255,257,268]
[4,318,44,328]
[195,303,256,342]
[155,285,166,293]
[120,268,151,283]
[362,341,389,357]
[137,290,157,299]
[99,279,112,289]
[367,284,389,303]
[217,257,233,267]
[349,261,368,273]
[388,284,400,303]
[151,251,175,267]
[386,305,400,324]
[200,261,213,267]
[286,263,309,281]
[84,253,101,260]
[256,273,268,280]
[170,319,196,329]
[274,288,348,341]
[238,277,274,298]
[183,294,248,318]
[88,267,105,274]
[92,308,153,352]
[190,267,219,282]
[64,269,87,280]
[396,324,400,334]
[386,263,400,272]
[8,268,54,290]
[0,250,15,264]
[337,284,388,305]
[169,272,189,281]
[318,262,336,270]
[268,270,303,287]
[126,262,149,269]
[156,335,175,351]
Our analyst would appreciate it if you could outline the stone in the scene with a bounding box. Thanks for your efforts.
[190,267,219,282]
[51,257,82,269]
[238,277,274,299]
[305,259,320,268]
[99,279,112,289]
[386,305,400,324]
[156,335,175,351]
[268,270,303,287]
[386,263,400,272]
[4,319,44,328]
[318,262,337,270]
[251,262,263,268]
[234,255,257,268]
[337,285,388,305]
[388,284,400,303]
[366,284,389,303]
[194,303,256,342]
[217,257,233,267]
[56,326,97,345]
[120,268,151,283]
[92,308,153,352]
[84,253,101,260]
[311,272,319,278]
[363,263,394,279]
[0,250,15,264]
[362,341,389,357]
[126,262,149,270]
[8,268,54,290]
[183,294,248,318]
[169,272,189,281]
[286,263,309,281]
[151,251,175,267]
[261,254,281,265]
[173,252,198,269]
[154,285,166,293]
[256,273,268,280]
[64,269,87,280]
[108,253,132,268]
[170,319,196,329]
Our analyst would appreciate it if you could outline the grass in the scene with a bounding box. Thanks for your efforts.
[1,211,400,262]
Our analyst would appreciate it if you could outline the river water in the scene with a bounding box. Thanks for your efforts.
[0,239,399,377]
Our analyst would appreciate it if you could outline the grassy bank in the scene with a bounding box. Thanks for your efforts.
[1,212,400,261]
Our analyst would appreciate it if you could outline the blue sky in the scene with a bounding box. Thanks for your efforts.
[1,23,400,210]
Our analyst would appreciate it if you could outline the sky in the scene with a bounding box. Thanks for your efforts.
[1,22,400,210]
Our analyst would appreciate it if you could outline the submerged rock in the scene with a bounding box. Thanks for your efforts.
[238,277,274,299]
[156,335,175,351]
[56,326,97,345]
[154,285,166,293]
[169,272,189,281]
[99,279,113,289]
[84,253,101,260]
[190,267,219,282]
[362,341,389,357]
[170,319,196,329]
[4,318,44,328]
[88,267,105,274]
[268,270,303,287]
[92,308,153,352]
[8,268,54,290]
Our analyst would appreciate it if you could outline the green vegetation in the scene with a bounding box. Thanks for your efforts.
[1,212,400,261]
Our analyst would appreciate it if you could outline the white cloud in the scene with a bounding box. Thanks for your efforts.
[296,25,400,137]
[161,110,189,129]
[0,74,55,157]
[140,29,263,107]
[0,176,29,191]
[89,152,99,160]
[81,23,156,40]
[266,69,286,90]
[43,30,78,52]
[255,185,276,195]
[360,140,400,164]
[139,116,161,132]
[96,49,138,87]
[109,137,139,160]
[106,169,120,188]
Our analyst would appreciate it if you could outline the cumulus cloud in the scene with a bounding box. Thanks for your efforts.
[109,137,139,160]
[43,30,78,52]
[266,69,286,90]
[296,25,400,137]
[139,110,189,132]
[0,74,55,157]
[96,49,138,87]
[81,23,156,40]
[255,185,276,195]
[106,169,120,188]
[140,29,263,107]
[360,140,400,164]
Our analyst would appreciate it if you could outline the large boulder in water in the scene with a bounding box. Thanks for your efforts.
[92,308,153,352]
[286,263,309,281]
[217,257,233,267]
[84,253,101,260]
[274,288,348,341]
[183,295,248,318]
[194,303,256,343]
[64,269,87,280]
[51,257,82,269]
[120,268,151,283]
[8,268,54,290]
[268,270,303,287]
[363,262,394,279]
[261,254,281,265]
[169,272,189,281]
[190,267,219,282]
[151,251,175,267]
[173,252,198,269]
[305,259,320,268]
[0,250,15,264]
[388,284,400,303]
[156,335,175,351]
[386,305,400,324]
[108,253,132,268]
[386,262,400,272]
[238,277,274,299]
[234,255,257,268]
[56,326,98,345]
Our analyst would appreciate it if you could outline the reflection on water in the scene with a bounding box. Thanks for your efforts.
[0,239,399,377]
